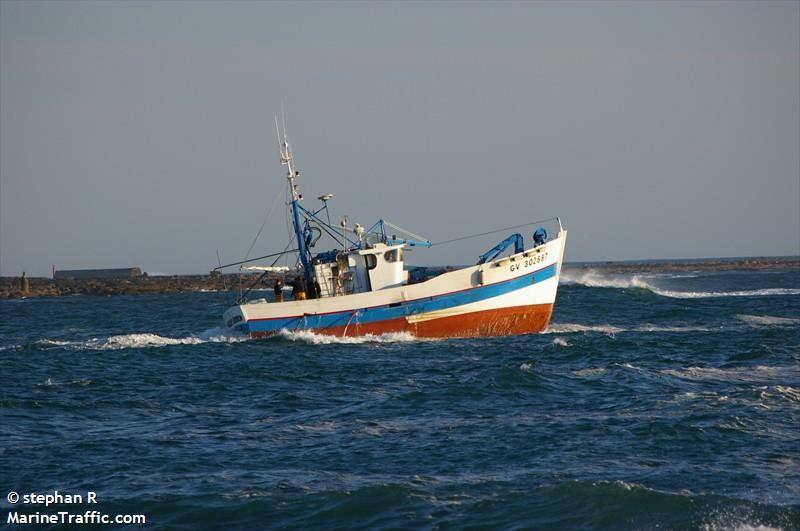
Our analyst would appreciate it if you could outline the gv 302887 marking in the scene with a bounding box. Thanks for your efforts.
[510,252,549,272]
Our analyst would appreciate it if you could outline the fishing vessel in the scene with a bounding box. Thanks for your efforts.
[220,118,567,338]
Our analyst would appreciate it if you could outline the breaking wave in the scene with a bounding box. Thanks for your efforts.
[32,327,248,351]
[562,270,800,299]
[545,323,715,335]
[276,329,418,345]
[545,323,627,335]
[736,314,800,327]
[562,270,646,289]
[660,365,794,382]
[650,287,800,299]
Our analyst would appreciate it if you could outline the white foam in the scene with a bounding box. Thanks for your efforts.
[33,326,248,351]
[562,271,683,295]
[294,421,339,433]
[546,322,717,335]
[573,367,607,377]
[196,326,250,343]
[635,324,715,333]
[101,333,206,349]
[562,269,800,299]
[545,323,626,335]
[701,512,784,531]
[647,287,800,299]
[610,480,648,491]
[561,270,641,289]
[735,314,800,327]
[661,365,792,382]
[276,328,418,345]
[36,377,92,388]
[35,338,73,347]
[632,273,800,298]
[774,385,800,402]
[552,337,570,347]
[707,526,782,531]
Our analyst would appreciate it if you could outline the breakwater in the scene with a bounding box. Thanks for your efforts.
[1,257,796,299]
[0,273,277,299]
[568,256,798,274]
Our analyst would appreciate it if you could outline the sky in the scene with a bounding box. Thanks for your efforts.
[1,1,798,277]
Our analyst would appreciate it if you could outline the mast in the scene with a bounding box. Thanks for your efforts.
[276,114,313,285]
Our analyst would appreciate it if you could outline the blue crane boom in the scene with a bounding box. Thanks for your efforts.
[477,233,524,265]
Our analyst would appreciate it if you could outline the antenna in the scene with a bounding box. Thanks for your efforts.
[281,102,287,139]
[341,216,348,252]
[275,112,299,200]
[275,116,282,158]
[318,194,334,225]
[274,108,313,285]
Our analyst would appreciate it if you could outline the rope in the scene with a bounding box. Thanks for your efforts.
[244,182,288,261]
[431,218,558,247]
[382,220,430,243]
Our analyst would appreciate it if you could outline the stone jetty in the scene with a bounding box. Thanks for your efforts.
[1,257,796,299]
[565,256,799,275]
[0,273,283,299]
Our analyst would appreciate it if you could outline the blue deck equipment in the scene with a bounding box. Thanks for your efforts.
[533,228,548,246]
[477,233,524,264]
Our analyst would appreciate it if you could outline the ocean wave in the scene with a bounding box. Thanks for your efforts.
[772,386,800,403]
[562,270,800,299]
[635,324,717,333]
[35,377,92,388]
[561,270,642,289]
[102,333,207,349]
[573,367,608,377]
[195,326,249,342]
[700,505,786,531]
[735,315,800,327]
[545,323,626,335]
[650,287,800,299]
[660,365,794,383]
[546,323,715,335]
[34,338,73,347]
[32,327,248,351]
[276,329,418,345]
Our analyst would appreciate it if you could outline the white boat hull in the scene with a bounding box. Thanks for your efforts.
[223,232,567,338]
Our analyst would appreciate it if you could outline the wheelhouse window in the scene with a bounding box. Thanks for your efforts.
[365,254,378,270]
[384,248,402,263]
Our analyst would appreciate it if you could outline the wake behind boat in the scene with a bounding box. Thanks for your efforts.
[220,118,567,338]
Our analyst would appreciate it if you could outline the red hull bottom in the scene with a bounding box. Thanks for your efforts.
[250,303,554,339]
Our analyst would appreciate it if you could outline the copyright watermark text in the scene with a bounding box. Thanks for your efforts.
[5,490,146,526]
[7,490,96,507]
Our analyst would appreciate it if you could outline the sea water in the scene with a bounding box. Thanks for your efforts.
[1,266,798,529]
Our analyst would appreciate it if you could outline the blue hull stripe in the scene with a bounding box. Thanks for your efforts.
[244,263,557,335]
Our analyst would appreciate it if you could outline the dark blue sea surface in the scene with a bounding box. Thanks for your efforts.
[1,266,798,529]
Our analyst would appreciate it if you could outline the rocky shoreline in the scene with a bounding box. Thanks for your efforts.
[1,257,796,299]
[0,273,279,299]
[565,256,799,275]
